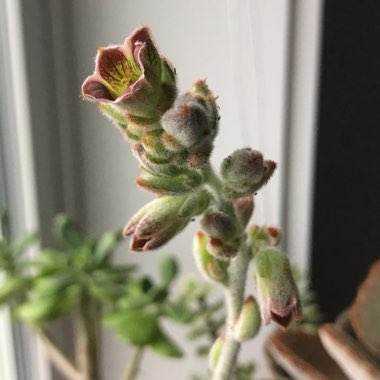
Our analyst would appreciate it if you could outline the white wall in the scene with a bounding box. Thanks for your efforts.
[70,1,290,378]
[0,0,324,377]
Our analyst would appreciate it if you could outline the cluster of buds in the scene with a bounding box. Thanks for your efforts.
[82,26,303,331]
[82,27,219,186]
[82,27,219,250]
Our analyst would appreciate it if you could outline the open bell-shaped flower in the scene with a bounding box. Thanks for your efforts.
[253,247,302,328]
[82,27,177,118]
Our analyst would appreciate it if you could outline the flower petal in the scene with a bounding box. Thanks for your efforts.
[125,27,161,78]
[81,75,114,101]
[270,311,293,328]
[96,47,141,98]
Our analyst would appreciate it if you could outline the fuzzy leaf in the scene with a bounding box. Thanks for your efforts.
[103,309,160,346]
[0,277,30,305]
[17,285,79,323]
[12,231,38,257]
[160,255,178,286]
[53,214,84,249]
[150,330,183,358]
[147,285,168,303]
[164,303,195,323]
[93,231,122,264]
[136,170,202,195]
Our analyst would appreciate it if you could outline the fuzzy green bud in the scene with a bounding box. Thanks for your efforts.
[207,237,239,261]
[189,80,219,140]
[161,94,212,149]
[193,231,228,283]
[124,195,198,251]
[233,195,254,228]
[178,190,211,217]
[221,148,277,198]
[209,336,224,370]
[222,148,264,183]
[249,225,282,257]
[136,167,203,195]
[253,247,302,328]
[200,209,239,241]
[233,296,261,341]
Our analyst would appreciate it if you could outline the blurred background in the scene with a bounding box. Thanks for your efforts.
[1,0,379,379]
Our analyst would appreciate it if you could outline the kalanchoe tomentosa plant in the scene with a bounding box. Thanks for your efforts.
[82,26,302,380]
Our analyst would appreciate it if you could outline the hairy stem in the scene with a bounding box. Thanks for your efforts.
[34,326,81,380]
[76,293,101,380]
[124,347,144,380]
[202,163,225,206]
[212,243,250,379]
[202,163,252,379]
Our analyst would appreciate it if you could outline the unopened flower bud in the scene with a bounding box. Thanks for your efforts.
[221,148,277,198]
[233,296,261,341]
[207,237,238,261]
[189,80,219,139]
[161,94,212,149]
[178,190,211,217]
[222,148,264,183]
[193,231,228,283]
[186,138,214,168]
[253,248,302,328]
[123,195,190,251]
[249,225,282,257]
[161,131,185,153]
[265,226,282,246]
[201,210,239,241]
[209,336,224,370]
[136,167,203,195]
[233,195,254,228]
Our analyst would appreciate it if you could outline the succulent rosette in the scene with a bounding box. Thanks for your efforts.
[81,27,177,118]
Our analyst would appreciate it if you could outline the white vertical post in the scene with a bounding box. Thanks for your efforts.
[0,0,51,378]
[283,0,324,272]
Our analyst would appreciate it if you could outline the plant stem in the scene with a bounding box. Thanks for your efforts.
[212,243,250,380]
[202,163,252,379]
[34,326,81,380]
[124,347,144,380]
[202,163,225,207]
[76,293,101,380]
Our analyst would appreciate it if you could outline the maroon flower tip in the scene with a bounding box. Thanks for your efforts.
[270,311,293,329]
[130,236,149,252]
[126,26,154,48]
[265,160,278,171]
[123,224,136,237]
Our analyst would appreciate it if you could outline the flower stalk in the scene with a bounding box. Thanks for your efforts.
[76,293,101,380]
[124,347,145,380]
[81,26,303,380]
[212,243,251,380]
[202,164,252,379]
